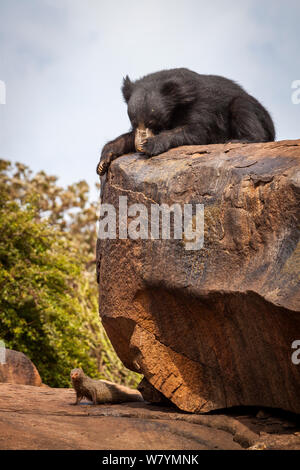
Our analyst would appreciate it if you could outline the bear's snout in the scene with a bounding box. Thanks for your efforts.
[135,126,154,152]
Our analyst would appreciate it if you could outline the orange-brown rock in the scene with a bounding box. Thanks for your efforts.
[97,140,300,414]
[0,349,42,387]
[0,383,299,449]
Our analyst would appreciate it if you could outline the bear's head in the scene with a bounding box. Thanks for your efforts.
[122,75,197,136]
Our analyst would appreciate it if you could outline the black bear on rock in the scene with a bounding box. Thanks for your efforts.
[97,68,275,175]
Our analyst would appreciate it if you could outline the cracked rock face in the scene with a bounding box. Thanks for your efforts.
[97,140,300,414]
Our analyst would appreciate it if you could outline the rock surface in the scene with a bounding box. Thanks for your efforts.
[0,383,299,450]
[0,349,42,387]
[97,140,300,414]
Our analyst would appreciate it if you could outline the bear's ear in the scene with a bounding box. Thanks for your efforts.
[161,79,196,105]
[122,75,133,103]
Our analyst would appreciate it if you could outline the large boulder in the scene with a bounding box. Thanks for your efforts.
[97,140,300,414]
[0,349,42,387]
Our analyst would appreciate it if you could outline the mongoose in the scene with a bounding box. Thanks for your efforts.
[70,368,143,405]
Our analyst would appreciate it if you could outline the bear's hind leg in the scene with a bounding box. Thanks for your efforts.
[229,95,275,143]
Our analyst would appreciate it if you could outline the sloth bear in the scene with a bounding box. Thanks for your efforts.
[97,68,275,175]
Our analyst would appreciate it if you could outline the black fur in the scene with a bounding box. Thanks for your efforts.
[97,68,275,175]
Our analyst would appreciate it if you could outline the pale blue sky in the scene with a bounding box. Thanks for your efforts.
[0,0,299,196]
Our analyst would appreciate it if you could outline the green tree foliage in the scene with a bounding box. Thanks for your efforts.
[0,160,140,388]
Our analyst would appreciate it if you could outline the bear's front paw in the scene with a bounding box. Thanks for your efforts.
[142,137,166,157]
[96,150,114,176]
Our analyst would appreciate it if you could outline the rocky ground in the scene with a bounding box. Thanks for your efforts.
[0,383,299,450]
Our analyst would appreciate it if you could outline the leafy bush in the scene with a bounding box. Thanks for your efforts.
[0,160,140,388]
